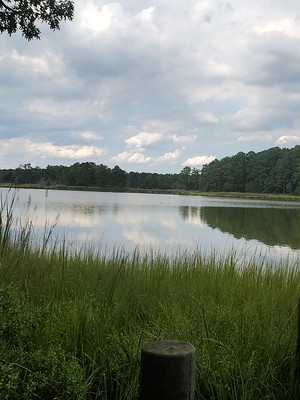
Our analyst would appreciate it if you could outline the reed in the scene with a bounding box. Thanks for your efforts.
[0,196,300,399]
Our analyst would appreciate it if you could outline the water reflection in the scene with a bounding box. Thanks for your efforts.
[179,206,205,226]
[2,188,300,263]
[200,206,300,249]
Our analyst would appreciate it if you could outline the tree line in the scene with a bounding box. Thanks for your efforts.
[0,162,201,191]
[200,145,300,194]
[0,146,299,194]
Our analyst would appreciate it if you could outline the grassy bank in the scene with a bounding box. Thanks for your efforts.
[1,182,300,201]
[0,198,300,399]
[184,191,300,202]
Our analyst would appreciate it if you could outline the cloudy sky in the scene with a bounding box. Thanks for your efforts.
[1,0,300,173]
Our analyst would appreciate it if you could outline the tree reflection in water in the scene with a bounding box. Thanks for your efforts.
[179,205,300,249]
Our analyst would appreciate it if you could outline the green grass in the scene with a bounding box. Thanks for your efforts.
[0,193,300,399]
[185,191,300,202]
[2,183,300,202]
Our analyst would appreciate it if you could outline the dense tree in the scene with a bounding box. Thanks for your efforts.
[177,166,201,190]
[95,164,111,187]
[0,169,14,183]
[45,164,66,184]
[200,146,300,195]
[70,162,97,186]
[245,147,283,193]
[127,171,140,188]
[189,168,201,190]
[159,173,178,190]
[0,0,74,40]
[199,159,223,191]
[111,165,127,188]
[178,166,191,190]
[14,163,42,184]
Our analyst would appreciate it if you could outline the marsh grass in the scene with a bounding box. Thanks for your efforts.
[0,194,300,399]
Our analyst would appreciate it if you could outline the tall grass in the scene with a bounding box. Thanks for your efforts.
[0,193,300,399]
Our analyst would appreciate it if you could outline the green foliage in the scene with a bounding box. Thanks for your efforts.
[200,146,300,195]
[0,239,300,399]
[0,347,86,399]
[178,166,201,190]
[0,288,86,399]
[0,0,74,40]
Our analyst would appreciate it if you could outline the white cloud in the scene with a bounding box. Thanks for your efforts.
[156,150,181,163]
[74,131,103,141]
[206,59,234,78]
[80,2,123,33]
[276,135,300,145]
[112,149,182,166]
[184,155,216,167]
[0,138,105,161]
[253,18,300,38]
[196,112,220,124]
[138,6,156,22]
[9,50,66,78]
[237,133,273,142]
[111,151,152,164]
[226,85,275,130]
[169,134,197,145]
[125,132,163,149]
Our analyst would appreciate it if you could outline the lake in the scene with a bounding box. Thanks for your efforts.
[1,187,300,265]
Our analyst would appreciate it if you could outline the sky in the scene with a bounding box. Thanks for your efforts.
[1,0,300,173]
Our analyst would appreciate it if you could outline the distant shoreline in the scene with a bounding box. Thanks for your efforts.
[0,183,300,202]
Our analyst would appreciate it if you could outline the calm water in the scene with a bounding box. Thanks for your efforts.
[2,187,300,264]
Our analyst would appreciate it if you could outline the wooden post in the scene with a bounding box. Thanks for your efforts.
[139,340,196,400]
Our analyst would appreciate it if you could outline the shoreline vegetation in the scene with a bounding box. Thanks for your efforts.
[1,192,300,399]
[1,146,300,197]
[1,182,300,202]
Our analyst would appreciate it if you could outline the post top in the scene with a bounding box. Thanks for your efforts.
[142,340,195,356]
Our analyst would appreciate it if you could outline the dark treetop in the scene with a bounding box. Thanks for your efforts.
[0,0,74,40]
